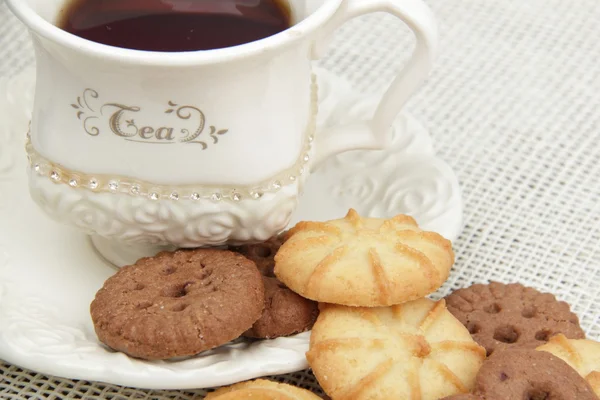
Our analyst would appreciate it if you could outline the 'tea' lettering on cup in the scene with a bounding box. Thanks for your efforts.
[71,89,228,147]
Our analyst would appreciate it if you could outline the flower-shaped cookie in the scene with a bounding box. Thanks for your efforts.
[307,298,486,400]
[274,209,454,306]
[205,379,322,399]
[537,334,600,397]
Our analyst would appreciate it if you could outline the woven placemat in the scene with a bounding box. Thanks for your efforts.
[2,0,600,398]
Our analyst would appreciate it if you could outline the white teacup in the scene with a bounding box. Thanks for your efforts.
[7,0,437,263]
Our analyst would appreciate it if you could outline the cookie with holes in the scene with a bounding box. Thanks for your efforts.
[274,209,455,307]
[445,282,585,356]
[231,234,286,277]
[307,298,486,400]
[537,334,600,397]
[205,379,323,399]
[467,349,597,400]
[243,276,319,339]
[90,249,264,360]
[232,236,318,339]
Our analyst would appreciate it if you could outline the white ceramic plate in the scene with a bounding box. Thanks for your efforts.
[0,67,463,389]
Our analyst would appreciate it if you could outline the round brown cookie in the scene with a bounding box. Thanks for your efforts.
[243,276,318,339]
[90,249,264,360]
[231,235,285,277]
[445,282,584,355]
[472,349,597,400]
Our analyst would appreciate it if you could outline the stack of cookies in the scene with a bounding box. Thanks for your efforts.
[89,208,600,399]
[441,282,599,400]
[90,242,318,360]
[275,209,487,399]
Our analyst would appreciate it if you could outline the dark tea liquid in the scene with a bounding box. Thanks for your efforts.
[58,0,291,52]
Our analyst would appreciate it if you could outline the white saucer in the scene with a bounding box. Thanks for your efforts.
[0,67,463,390]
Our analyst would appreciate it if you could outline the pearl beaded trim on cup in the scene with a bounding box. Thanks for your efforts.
[25,75,318,203]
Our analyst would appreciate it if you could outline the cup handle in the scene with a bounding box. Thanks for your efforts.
[310,0,438,167]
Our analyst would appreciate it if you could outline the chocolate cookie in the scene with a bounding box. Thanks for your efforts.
[91,249,265,360]
[231,235,284,277]
[232,235,318,339]
[446,282,584,355]
[243,276,318,339]
[470,349,597,399]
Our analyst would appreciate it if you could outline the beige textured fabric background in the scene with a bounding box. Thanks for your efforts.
[1,0,600,398]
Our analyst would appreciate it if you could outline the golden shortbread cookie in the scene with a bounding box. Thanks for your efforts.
[537,334,600,397]
[205,379,322,399]
[274,209,454,306]
[307,298,486,400]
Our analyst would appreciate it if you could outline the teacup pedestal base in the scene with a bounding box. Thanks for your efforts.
[90,235,176,268]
